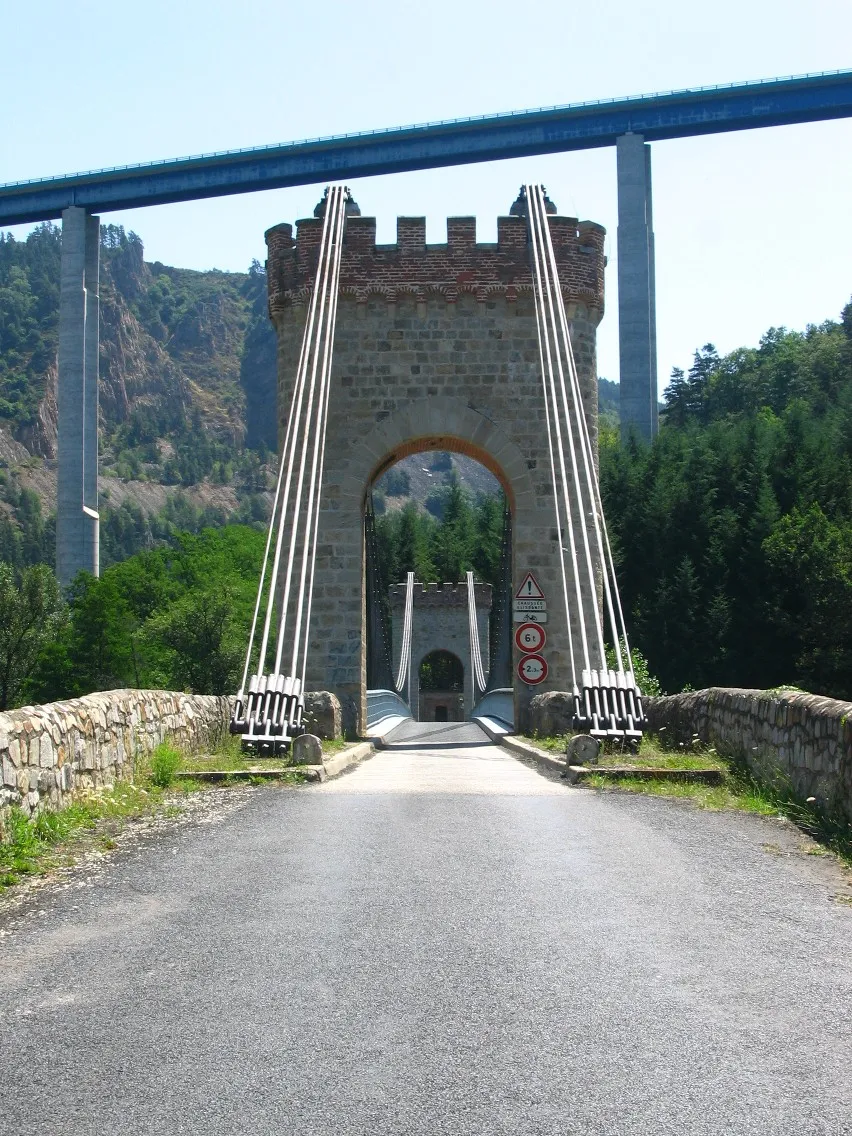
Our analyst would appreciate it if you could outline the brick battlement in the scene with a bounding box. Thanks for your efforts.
[389,581,493,609]
[266,214,605,316]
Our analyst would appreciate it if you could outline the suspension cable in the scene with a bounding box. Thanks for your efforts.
[524,183,646,742]
[466,571,488,696]
[231,184,350,751]
[394,571,415,703]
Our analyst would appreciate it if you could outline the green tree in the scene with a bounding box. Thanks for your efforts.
[147,586,242,694]
[0,563,64,710]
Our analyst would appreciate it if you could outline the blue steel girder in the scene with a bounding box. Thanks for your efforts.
[1,71,851,225]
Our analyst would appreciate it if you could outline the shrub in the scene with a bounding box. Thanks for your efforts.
[149,742,182,788]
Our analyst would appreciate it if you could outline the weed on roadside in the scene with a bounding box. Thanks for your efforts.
[149,742,183,788]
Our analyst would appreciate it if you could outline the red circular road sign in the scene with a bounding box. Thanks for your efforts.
[515,622,546,654]
[517,653,548,685]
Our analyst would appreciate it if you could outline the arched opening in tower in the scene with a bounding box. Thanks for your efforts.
[364,443,513,720]
[419,650,465,722]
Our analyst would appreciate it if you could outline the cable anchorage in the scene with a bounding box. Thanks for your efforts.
[524,183,647,744]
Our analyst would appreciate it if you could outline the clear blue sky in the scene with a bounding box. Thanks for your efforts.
[3,0,851,392]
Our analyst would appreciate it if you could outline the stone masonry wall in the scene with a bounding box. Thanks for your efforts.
[267,209,606,734]
[645,688,852,823]
[0,690,232,817]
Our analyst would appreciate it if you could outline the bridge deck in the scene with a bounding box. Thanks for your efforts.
[1,744,850,1132]
[1,70,850,224]
[380,719,492,748]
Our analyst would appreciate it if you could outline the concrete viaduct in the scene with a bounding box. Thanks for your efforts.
[1,69,850,585]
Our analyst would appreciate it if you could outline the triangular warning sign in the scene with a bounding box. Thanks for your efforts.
[515,572,545,600]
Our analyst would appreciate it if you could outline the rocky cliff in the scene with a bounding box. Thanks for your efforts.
[0,223,278,565]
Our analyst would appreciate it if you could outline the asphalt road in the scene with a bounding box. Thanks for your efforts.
[1,724,851,1135]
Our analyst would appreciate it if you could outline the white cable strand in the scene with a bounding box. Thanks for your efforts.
[466,572,487,694]
[528,185,605,671]
[535,186,615,673]
[529,226,577,689]
[237,454,286,699]
[527,185,588,675]
[273,187,342,675]
[394,572,414,696]
[536,192,634,677]
[300,187,348,689]
[560,312,635,677]
[291,185,346,679]
[254,193,337,679]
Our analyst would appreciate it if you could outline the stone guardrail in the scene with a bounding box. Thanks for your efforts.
[644,688,852,823]
[0,690,232,817]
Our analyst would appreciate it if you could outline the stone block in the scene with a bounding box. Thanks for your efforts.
[2,757,16,788]
[39,734,55,769]
[304,686,343,740]
[566,734,602,766]
[292,733,323,764]
[7,737,21,768]
[528,691,576,737]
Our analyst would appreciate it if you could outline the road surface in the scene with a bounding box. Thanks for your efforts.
[1,723,850,1135]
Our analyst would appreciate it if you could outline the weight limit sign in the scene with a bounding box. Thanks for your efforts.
[515,622,546,654]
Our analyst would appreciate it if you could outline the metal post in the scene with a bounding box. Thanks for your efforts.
[616,133,658,442]
[57,207,100,586]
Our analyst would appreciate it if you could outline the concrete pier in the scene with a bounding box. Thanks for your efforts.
[56,207,100,586]
[616,133,658,442]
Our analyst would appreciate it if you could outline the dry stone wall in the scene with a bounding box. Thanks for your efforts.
[645,688,852,823]
[0,690,232,817]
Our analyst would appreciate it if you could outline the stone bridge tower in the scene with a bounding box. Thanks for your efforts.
[265,201,606,734]
[390,580,492,722]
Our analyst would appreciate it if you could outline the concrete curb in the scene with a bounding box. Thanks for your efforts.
[174,740,376,786]
[174,766,324,783]
[498,735,568,776]
[320,741,375,779]
[472,715,512,741]
[564,764,724,786]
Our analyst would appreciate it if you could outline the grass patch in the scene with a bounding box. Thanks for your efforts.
[179,732,358,773]
[522,730,852,868]
[0,735,260,894]
[520,732,725,770]
[0,780,173,892]
[0,728,323,894]
[321,737,355,756]
[581,771,779,815]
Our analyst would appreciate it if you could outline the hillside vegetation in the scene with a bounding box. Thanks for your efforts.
[602,306,852,701]
[1,219,850,705]
[0,223,277,566]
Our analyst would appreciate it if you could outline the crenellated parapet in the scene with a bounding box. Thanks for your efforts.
[265,214,605,321]
[389,581,493,609]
